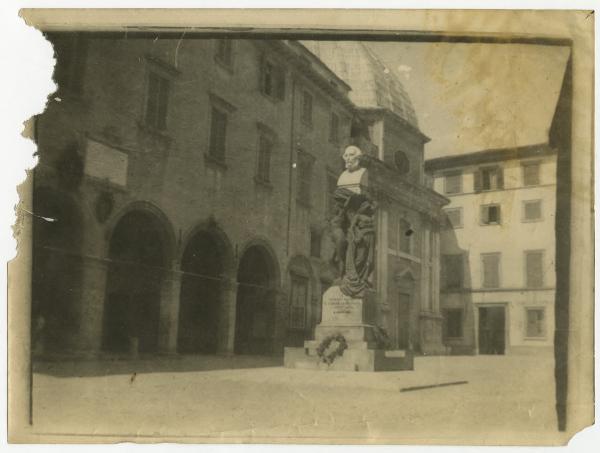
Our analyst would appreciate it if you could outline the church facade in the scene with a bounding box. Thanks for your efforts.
[32,34,447,359]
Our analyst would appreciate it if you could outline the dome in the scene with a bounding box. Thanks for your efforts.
[301,41,419,129]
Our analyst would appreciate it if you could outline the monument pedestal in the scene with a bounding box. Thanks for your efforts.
[284,286,413,372]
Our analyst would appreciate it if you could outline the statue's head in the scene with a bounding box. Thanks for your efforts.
[342,145,364,172]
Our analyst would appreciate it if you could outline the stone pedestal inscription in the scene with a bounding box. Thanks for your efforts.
[320,285,376,326]
[321,286,363,325]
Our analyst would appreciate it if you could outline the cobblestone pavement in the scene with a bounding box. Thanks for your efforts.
[28,354,567,445]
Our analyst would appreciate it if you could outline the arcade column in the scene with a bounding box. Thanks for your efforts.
[158,260,182,354]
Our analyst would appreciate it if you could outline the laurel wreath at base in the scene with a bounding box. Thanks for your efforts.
[316,334,348,365]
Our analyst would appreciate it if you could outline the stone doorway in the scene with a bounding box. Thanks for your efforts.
[177,231,223,354]
[234,246,277,355]
[103,210,166,354]
[478,306,506,355]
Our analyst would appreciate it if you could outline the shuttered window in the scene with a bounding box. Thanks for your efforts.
[522,162,541,186]
[261,59,285,100]
[145,72,170,130]
[289,276,308,329]
[209,107,228,162]
[525,308,545,337]
[329,112,340,143]
[525,251,544,288]
[256,134,273,183]
[302,91,313,126]
[523,200,542,222]
[481,204,501,225]
[442,254,464,289]
[444,172,462,194]
[475,166,504,192]
[481,253,501,288]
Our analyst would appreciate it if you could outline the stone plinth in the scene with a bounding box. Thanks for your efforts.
[284,285,413,372]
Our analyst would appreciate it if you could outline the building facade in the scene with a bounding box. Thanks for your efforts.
[32,34,447,359]
[426,144,557,355]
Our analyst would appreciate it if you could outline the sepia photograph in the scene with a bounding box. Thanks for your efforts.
[5,7,595,447]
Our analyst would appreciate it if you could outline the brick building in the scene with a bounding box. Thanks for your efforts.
[32,34,447,359]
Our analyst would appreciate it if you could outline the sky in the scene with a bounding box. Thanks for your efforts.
[368,42,571,159]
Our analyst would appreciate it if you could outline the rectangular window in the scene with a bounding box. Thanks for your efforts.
[480,204,501,225]
[208,107,228,162]
[297,152,314,206]
[444,309,464,338]
[215,39,233,67]
[289,276,308,329]
[256,134,273,183]
[442,254,464,289]
[522,162,541,186]
[481,253,501,288]
[444,207,463,228]
[444,172,462,194]
[475,166,504,192]
[261,59,285,100]
[522,200,542,222]
[525,308,546,337]
[302,91,313,126]
[525,250,544,288]
[329,112,340,143]
[310,228,322,258]
[145,72,170,130]
[326,171,338,216]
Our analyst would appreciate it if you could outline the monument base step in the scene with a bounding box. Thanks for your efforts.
[283,346,414,372]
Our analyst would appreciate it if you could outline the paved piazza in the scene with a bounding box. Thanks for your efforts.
[28,354,566,445]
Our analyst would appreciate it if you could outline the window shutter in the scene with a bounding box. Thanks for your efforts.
[258,53,266,93]
[209,108,227,161]
[145,72,159,127]
[473,169,482,192]
[480,205,488,224]
[277,68,286,100]
[497,166,504,189]
[157,78,169,130]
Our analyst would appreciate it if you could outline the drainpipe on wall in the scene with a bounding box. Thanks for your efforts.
[285,77,297,257]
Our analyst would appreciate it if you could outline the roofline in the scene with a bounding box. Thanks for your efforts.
[425,143,557,172]
[359,107,431,144]
[291,41,353,92]
[262,40,357,113]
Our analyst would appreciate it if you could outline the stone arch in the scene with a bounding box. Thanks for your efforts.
[32,185,84,353]
[105,200,177,266]
[102,204,174,354]
[180,219,236,277]
[237,237,282,289]
[177,221,235,354]
[234,239,281,355]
